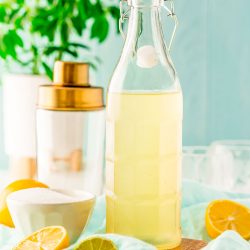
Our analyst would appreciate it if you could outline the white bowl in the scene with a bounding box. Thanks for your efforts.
[7,188,95,243]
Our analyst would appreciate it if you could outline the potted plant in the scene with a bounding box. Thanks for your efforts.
[0,0,119,179]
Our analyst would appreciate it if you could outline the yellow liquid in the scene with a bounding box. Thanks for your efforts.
[106,91,182,249]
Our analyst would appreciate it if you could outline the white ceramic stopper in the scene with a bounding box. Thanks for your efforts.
[137,45,158,68]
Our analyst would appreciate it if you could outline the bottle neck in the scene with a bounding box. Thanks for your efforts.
[121,3,176,76]
[128,0,163,8]
[125,5,163,48]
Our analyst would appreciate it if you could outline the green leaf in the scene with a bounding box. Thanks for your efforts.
[93,55,102,64]
[11,31,24,48]
[17,59,33,66]
[109,6,120,19]
[14,10,28,28]
[68,42,90,50]
[0,50,6,59]
[31,17,47,32]
[64,47,78,57]
[94,0,104,15]
[0,40,6,59]
[1,30,24,60]
[108,6,120,33]
[0,6,6,22]
[88,61,97,70]
[3,37,16,59]
[34,7,55,19]
[72,16,85,36]
[91,16,109,43]
[47,19,58,41]
[32,45,38,56]
[44,46,78,58]
[58,0,67,8]
[44,46,61,55]
[78,0,89,19]
[9,8,20,21]
[60,22,69,43]
[32,8,58,41]
[42,62,53,80]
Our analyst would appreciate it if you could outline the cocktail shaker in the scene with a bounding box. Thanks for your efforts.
[37,61,105,195]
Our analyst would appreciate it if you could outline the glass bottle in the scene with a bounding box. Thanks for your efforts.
[106,0,182,248]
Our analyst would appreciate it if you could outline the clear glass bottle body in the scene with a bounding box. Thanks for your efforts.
[37,109,105,195]
[106,0,182,248]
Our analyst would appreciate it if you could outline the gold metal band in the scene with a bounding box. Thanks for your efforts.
[38,61,104,111]
[38,85,104,111]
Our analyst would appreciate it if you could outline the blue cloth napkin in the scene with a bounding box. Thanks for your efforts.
[1,180,250,249]
[203,231,250,250]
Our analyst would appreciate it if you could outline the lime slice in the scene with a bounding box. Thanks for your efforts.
[75,237,117,250]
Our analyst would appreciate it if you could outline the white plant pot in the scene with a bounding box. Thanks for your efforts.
[3,74,50,179]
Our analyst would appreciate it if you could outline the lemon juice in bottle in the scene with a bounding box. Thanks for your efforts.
[106,0,182,248]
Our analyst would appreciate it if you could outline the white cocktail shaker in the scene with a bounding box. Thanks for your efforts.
[37,61,105,195]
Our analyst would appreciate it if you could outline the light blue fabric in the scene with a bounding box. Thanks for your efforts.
[204,231,250,250]
[1,181,250,249]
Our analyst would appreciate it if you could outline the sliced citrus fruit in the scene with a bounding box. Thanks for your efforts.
[205,199,250,239]
[75,237,117,250]
[0,179,48,227]
[14,226,70,250]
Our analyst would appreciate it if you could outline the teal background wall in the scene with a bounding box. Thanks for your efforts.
[95,0,250,146]
[173,0,250,145]
[0,0,250,168]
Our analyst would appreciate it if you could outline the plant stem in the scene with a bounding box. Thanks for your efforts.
[57,50,63,61]
[31,45,39,75]
[32,60,39,75]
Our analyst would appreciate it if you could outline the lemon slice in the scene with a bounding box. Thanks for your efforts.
[0,179,48,227]
[205,199,250,239]
[75,237,117,250]
[14,226,70,250]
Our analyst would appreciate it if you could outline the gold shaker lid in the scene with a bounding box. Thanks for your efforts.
[38,61,104,111]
